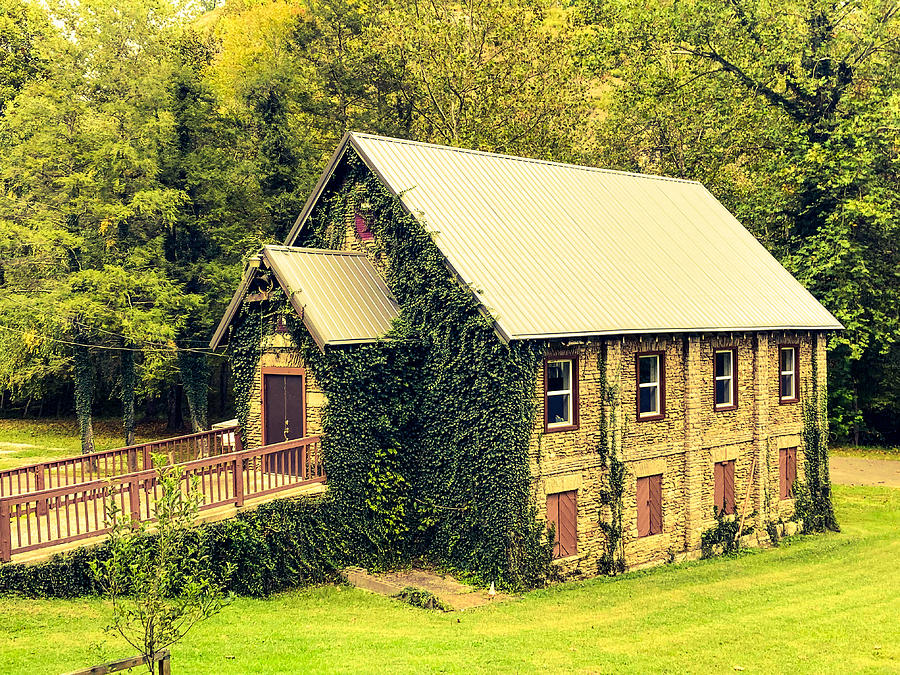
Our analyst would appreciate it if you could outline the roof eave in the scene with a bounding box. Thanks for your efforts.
[208,256,262,350]
[507,324,844,341]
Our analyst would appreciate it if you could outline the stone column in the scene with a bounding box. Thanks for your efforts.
[752,333,771,526]
[682,335,704,550]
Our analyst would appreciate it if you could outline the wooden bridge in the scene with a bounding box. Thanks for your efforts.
[0,426,326,563]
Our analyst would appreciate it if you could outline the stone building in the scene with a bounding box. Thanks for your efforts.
[212,133,841,574]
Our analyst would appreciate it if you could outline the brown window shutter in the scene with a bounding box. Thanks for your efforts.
[724,460,735,515]
[780,449,788,499]
[559,491,578,557]
[788,448,797,495]
[546,493,560,558]
[649,474,663,535]
[637,477,650,537]
[714,462,724,515]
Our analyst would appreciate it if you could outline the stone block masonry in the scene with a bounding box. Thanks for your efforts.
[531,331,822,576]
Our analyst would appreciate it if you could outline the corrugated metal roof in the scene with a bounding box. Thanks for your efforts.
[287,132,842,339]
[209,246,400,350]
[263,245,400,347]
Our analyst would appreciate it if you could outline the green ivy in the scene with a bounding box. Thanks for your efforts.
[229,298,265,448]
[796,344,840,533]
[597,349,626,575]
[285,153,554,590]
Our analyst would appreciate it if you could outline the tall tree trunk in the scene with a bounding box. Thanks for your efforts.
[178,352,209,432]
[166,384,184,432]
[121,347,136,446]
[73,344,95,455]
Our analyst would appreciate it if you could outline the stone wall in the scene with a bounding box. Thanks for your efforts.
[244,331,327,450]
[531,331,822,576]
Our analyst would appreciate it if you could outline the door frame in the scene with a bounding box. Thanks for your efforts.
[260,366,306,446]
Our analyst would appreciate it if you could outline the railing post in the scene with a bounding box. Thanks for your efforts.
[129,477,141,526]
[301,443,307,481]
[234,429,243,454]
[0,499,11,562]
[127,447,137,473]
[34,464,47,516]
[233,457,244,508]
[143,444,152,471]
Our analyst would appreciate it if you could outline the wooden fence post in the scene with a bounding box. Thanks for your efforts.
[127,447,137,473]
[0,499,11,562]
[234,429,243,454]
[143,444,152,471]
[34,464,47,516]
[233,457,244,508]
[129,477,141,526]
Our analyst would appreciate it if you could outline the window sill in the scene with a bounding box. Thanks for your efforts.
[779,398,799,405]
[714,404,738,412]
[544,424,579,434]
[637,414,665,422]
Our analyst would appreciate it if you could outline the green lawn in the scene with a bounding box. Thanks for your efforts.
[1,485,898,674]
[0,418,173,471]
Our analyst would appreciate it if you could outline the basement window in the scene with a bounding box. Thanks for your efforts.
[547,490,577,558]
[714,460,735,516]
[714,349,737,410]
[637,474,663,537]
[779,345,798,403]
[545,358,578,431]
[637,353,665,420]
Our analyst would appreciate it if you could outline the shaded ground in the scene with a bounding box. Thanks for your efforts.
[831,455,900,488]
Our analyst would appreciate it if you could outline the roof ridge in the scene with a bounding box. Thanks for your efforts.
[263,244,367,256]
[349,132,702,186]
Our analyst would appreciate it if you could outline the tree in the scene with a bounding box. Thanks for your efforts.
[91,460,230,673]
[578,0,900,442]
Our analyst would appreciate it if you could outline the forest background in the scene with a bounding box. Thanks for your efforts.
[0,0,897,452]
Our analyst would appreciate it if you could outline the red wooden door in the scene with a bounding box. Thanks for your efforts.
[263,372,305,476]
[263,373,304,445]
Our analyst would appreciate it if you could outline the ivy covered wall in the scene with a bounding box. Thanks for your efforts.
[229,152,554,589]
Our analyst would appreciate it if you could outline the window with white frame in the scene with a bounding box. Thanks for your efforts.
[637,353,663,418]
[714,349,736,409]
[779,346,797,402]
[545,359,576,429]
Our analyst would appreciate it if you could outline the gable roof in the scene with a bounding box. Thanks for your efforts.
[285,132,842,341]
[210,245,400,350]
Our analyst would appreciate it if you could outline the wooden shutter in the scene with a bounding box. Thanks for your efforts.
[780,448,788,499]
[558,491,577,557]
[786,448,797,496]
[648,474,663,535]
[637,476,650,537]
[546,493,560,558]
[723,460,735,515]
[714,462,724,515]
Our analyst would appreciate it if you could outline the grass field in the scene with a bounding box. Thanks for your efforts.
[1,484,898,674]
[0,418,175,471]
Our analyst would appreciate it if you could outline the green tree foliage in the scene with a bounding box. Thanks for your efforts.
[91,461,230,673]
[578,0,900,442]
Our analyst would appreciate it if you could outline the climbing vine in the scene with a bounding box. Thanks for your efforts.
[228,298,265,448]
[285,152,553,589]
[796,344,839,532]
[596,349,626,575]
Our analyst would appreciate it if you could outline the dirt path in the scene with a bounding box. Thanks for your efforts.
[830,456,900,488]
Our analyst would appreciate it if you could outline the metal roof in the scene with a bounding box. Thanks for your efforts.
[286,133,842,339]
[209,246,400,350]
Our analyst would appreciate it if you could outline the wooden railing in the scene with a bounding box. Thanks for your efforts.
[0,426,240,498]
[0,435,324,562]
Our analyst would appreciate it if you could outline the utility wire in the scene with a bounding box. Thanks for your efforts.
[0,323,221,356]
